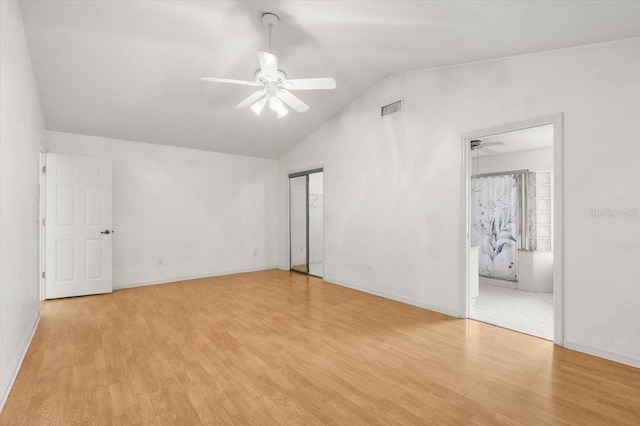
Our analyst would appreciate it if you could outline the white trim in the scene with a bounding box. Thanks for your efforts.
[461,113,564,344]
[38,148,46,301]
[111,266,280,290]
[552,115,565,345]
[0,314,40,413]
[324,276,461,318]
[461,132,471,319]
[563,339,640,369]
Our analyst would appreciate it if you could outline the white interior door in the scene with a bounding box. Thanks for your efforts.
[45,154,113,299]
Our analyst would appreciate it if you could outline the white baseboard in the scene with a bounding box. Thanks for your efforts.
[479,276,518,289]
[0,313,40,413]
[112,265,280,290]
[323,276,461,318]
[563,339,640,369]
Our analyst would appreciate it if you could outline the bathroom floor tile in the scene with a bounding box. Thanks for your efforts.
[470,283,553,340]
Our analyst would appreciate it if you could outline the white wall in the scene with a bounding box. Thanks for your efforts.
[278,38,640,365]
[47,131,278,288]
[518,251,553,293]
[0,0,44,408]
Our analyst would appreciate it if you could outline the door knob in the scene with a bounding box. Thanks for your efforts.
[101,229,112,235]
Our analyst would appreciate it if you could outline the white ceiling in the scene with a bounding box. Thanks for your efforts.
[475,124,554,157]
[19,1,640,158]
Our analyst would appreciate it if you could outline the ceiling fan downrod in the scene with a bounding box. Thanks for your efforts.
[262,13,279,53]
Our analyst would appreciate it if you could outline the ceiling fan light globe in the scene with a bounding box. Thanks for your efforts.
[276,104,289,118]
[265,85,278,99]
[269,97,282,111]
[250,97,267,116]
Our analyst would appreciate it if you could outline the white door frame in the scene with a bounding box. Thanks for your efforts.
[285,165,324,273]
[287,167,324,277]
[461,113,564,345]
[39,148,46,301]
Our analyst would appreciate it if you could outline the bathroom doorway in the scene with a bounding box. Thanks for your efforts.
[289,168,324,277]
[463,116,563,343]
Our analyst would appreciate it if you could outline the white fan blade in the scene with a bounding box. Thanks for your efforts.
[235,90,265,109]
[276,90,309,113]
[257,50,278,80]
[284,77,336,90]
[481,147,499,155]
[200,77,260,86]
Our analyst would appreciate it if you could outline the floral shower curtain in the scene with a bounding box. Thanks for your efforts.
[470,174,518,281]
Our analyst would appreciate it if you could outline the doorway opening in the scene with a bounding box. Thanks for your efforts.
[289,168,324,277]
[463,115,563,343]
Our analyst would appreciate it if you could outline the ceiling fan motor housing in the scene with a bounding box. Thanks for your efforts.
[254,69,287,85]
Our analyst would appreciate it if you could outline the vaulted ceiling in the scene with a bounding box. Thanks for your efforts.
[19,1,640,158]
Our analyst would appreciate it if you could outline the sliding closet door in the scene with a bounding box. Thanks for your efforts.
[289,169,324,277]
[308,172,324,277]
[289,176,308,273]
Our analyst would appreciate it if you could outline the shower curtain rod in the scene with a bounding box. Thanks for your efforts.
[471,169,529,178]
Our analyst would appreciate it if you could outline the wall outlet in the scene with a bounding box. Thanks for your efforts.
[367,264,373,273]
[158,258,163,266]
[253,249,258,257]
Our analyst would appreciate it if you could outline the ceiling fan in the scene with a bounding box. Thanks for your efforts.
[470,139,505,173]
[200,13,336,118]
[470,139,505,155]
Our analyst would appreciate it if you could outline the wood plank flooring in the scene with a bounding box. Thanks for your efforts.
[1,269,639,424]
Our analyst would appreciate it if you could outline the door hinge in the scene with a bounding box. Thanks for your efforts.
[42,271,46,279]
[42,218,46,226]
[42,166,46,173]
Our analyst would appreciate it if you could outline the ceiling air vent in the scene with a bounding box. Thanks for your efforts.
[381,100,402,117]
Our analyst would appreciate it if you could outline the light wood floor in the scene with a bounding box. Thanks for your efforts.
[1,270,639,425]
